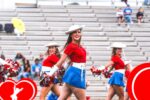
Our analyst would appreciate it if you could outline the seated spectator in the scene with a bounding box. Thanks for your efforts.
[136,7,144,25]
[17,58,31,80]
[116,7,124,26]
[31,58,42,79]
[144,0,150,6]
[123,5,132,29]
[14,52,24,66]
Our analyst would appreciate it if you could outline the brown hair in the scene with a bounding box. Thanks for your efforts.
[112,48,118,56]
[63,30,82,50]
[46,46,60,58]
[112,48,122,58]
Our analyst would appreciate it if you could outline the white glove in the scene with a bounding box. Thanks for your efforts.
[48,65,59,76]
[63,62,70,69]
[124,60,132,65]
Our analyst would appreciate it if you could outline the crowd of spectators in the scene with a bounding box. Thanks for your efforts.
[0,52,43,80]
[116,4,144,30]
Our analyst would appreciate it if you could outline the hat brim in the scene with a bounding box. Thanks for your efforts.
[110,45,126,48]
[45,43,59,47]
[109,43,126,48]
[65,25,84,34]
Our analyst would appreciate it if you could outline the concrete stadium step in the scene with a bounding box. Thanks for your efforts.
[109,37,135,42]
[126,56,147,61]
[0,5,150,100]
[0,9,15,12]
[82,37,108,41]
[65,5,90,9]
[26,26,49,31]
[130,28,150,32]
[83,41,110,46]
[0,36,26,40]
[133,32,150,37]
[67,9,93,13]
[0,12,17,17]
[83,27,102,31]
[18,13,43,17]
[16,8,41,13]
[51,31,104,36]
[26,36,53,41]
[82,32,105,36]
[39,5,65,9]
[94,9,115,14]
[144,52,150,57]
[0,17,13,21]
[73,22,100,27]
[138,42,150,47]
[48,22,72,27]
[5,55,33,60]
[20,17,45,22]
[3,51,31,55]
[44,13,69,17]
[24,22,47,26]
[56,35,107,41]
[0,41,27,45]
[71,17,97,22]
[136,37,150,42]
[29,46,46,51]
[28,41,52,46]
[141,47,150,52]
[103,27,129,32]
[106,32,132,37]
[91,56,110,61]
[96,14,116,18]
[124,47,141,52]
[118,42,138,47]
[1,46,29,50]
[46,17,71,22]
[42,9,67,13]
[89,51,143,56]
[69,13,95,17]
[26,31,51,36]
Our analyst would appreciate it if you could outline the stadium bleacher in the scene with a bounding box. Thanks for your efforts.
[0,3,150,99]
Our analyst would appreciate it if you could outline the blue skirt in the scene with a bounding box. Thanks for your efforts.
[108,72,125,87]
[63,66,86,89]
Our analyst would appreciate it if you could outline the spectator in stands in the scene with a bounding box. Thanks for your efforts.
[23,59,31,77]
[116,7,124,26]
[144,0,150,5]
[31,58,42,79]
[136,7,144,25]
[17,58,31,80]
[123,5,132,29]
[104,42,132,100]
[40,42,62,100]
[47,25,87,100]
[14,52,24,66]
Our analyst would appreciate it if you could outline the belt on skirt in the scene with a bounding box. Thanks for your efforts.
[71,62,86,82]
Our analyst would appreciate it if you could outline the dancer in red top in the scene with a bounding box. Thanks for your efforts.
[104,42,131,100]
[40,42,61,100]
[48,25,87,100]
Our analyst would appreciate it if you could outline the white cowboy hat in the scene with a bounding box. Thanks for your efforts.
[45,42,59,47]
[65,25,85,34]
[110,42,126,48]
